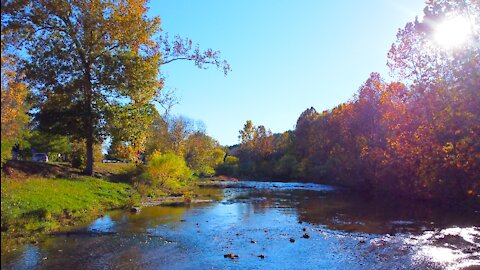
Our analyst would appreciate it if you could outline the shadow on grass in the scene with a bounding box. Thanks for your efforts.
[2,160,140,184]
[2,160,82,179]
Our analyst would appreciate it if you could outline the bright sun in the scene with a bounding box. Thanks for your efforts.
[434,16,471,49]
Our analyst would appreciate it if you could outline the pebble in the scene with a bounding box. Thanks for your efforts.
[224,253,239,259]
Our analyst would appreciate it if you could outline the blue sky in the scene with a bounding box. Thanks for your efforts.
[148,0,426,146]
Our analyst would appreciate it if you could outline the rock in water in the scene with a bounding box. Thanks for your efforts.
[224,253,239,259]
[130,207,141,213]
[301,233,310,239]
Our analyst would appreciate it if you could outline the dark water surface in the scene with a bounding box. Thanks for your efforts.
[2,181,479,270]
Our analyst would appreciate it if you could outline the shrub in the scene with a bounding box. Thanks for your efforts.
[215,155,239,176]
[198,165,215,177]
[1,139,14,165]
[225,155,239,166]
[274,154,299,178]
[71,152,85,169]
[143,151,193,191]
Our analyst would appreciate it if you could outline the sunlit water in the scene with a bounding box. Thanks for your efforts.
[2,181,479,270]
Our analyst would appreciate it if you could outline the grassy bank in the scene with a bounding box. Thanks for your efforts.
[1,176,138,249]
[1,162,141,250]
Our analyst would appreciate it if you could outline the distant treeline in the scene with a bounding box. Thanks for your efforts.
[218,0,480,203]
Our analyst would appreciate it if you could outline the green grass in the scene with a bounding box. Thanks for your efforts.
[1,176,138,241]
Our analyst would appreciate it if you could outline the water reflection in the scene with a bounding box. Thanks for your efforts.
[7,245,42,270]
[89,215,115,233]
[227,185,480,235]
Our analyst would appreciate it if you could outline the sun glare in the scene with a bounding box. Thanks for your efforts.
[434,16,471,49]
[434,16,470,49]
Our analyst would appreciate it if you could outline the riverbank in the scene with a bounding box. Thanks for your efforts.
[0,160,216,252]
[1,175,137,250]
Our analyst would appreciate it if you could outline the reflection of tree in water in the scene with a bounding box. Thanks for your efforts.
[193,187,224,202]
[230,188,304,214]
[117,206,189,232]
[295,190,480,235]
[18,205,202,269]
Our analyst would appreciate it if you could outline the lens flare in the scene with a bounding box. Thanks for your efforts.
[434,16,471,49]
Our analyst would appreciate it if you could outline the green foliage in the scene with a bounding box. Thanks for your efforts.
[71,154,85,170]
[25,131,72,161]
[198,165,216,177]
[107,103,157,162]
[69,141,103,169]
[1,139,15,165]
[274,154,299,178]
[184,132,225,176]
[225,155,239,166]
[142,152,193,192]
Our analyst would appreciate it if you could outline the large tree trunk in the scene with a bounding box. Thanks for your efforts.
[83,101,95,175]
[83,65,94,176]
[84,133,94,175]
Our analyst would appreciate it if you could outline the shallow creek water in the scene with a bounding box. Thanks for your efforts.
[2,181,479,270]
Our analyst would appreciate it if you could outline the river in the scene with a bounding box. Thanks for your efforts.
[2,181,479,269]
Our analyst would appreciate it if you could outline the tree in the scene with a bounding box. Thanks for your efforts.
[13,0,162,175]
[184,131,225,176]
[387,0,479,86]
[239,120,256,148]
[1,1,29,164]
[106,103,157,162]
[1,52,28,164]
[27,130,72,160]
[386,0,480,199]
[294,107,319,161]
[11,0,230,175]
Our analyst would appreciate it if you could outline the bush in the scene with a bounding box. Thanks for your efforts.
[197,165,215,177]
[1,139,14,165]
[215,155,239,176]
[71,152,85,169]
[274,154,299,178]
[225,155,239,166]
[143,151,193,191]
